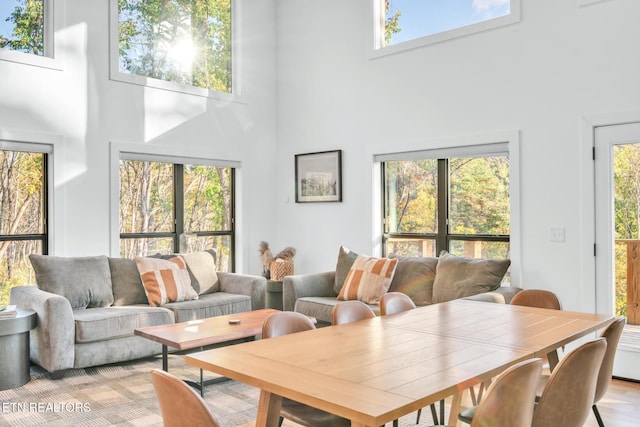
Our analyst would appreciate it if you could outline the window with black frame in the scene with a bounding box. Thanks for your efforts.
[119,158,235,272]
[0,147,48,305]
[381,145,510,263]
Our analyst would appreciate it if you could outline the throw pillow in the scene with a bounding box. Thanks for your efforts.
[431,251,511,304]
[180,250,219,295]
[388,255,438,306]
[337,254,398,304]
[29,255,114,309]
[109,257,149,306]
[135,256,198,307]
[334,246,359,294]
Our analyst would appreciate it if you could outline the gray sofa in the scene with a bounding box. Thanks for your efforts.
[10,253,266,375]
[284,248,521,326]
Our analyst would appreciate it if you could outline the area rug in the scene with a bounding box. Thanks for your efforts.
[0,355,447,427]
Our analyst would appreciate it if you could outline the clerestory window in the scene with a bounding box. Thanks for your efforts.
[111,0,234,98]
[119,156,236,272]
[380,144,510,266]
[375,0,521,56]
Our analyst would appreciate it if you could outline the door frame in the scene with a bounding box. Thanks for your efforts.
[583,110,640,381]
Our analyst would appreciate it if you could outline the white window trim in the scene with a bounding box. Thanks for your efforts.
[0,128,64,255]
[370,0,521,59]
[108,0,242,102]
[0,0,63,70]
[370,130,522,285]
[109,141,244,270]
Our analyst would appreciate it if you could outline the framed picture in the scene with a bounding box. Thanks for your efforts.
[295,150,342,203]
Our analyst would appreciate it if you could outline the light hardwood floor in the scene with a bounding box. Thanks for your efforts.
[235,379,640,427]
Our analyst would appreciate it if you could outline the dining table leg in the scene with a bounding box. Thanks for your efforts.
[255,390,283,427]
[448,390,463,427]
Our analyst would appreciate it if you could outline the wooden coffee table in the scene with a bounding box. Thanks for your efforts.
[135,308,281,395]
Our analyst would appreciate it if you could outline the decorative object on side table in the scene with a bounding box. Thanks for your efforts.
[258,242,296,281]
[0,304,18,318]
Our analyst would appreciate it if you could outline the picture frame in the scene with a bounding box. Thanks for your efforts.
[295,150,342,203]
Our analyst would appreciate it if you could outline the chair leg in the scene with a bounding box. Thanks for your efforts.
[593,404,605,427]
[278,416,284,427]
[416,408,421,424]
[430,403,440,424]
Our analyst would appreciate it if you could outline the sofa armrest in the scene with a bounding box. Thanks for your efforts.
[464,285,523,304]
[217,272,267,310]
[10,285,75,373]
[283,271,336,312]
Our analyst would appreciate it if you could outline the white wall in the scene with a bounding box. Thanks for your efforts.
[274,0,640,312]
[0,0,278,274]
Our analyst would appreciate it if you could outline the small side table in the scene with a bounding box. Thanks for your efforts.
[265,280,283,310]
[0,308,36,390]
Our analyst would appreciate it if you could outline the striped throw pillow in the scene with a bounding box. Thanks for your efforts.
[337,254,398,304]
[135,256,198,306]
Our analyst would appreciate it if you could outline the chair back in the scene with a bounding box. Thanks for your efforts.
[331,300,376,325]
[151,369,220,427]
[532,338,607,427]
[594,317,626,403]
[470,358,543,427]
[510,289,562,310]
[262,311,316,339]
[380,292,417,315]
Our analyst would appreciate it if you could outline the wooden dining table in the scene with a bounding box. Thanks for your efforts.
[185,299,614,427]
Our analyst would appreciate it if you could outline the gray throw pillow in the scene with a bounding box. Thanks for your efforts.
[431,251,510,304]
[388,255,438,306]
[334,246,358,294]
[109,258,149,306]
[30,254,114,309]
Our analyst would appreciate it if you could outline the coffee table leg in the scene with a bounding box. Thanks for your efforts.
[162,345,168,371]
[200,369,204,397]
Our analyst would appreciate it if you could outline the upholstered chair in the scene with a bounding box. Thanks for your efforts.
[151,369,220,427]
[331,300,376,325]
[380,292,416,315]
[510,289,562,310]
[262,312,350,427]
[532,338,607,427]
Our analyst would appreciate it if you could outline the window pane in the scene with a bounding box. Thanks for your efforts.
[0,0,45,55]
[118,0,232,93]
[449,156,509,235]
[0,150,45,234]
[119,237,174,258]
[0,240,42,305]
[448,240,510,260]
[182,234,231,272]
[383,0,511,46]
[385,237,436,258]
[120,160,174,234]
[184,165,232,231]
[385,159,437,234]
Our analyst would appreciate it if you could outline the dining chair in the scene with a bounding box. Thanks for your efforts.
[531,338,608,427]
[262,311,351,427]
[534,317,626,427]
[331,300,376,325]
[592,317,626,426]
[151,368,221,427]
[432,358,543,427]
[510,289,563,310]
[379,291,416,315]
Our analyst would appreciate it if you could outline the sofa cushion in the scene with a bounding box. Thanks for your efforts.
[337,254,398,304]
[181,250,219,295]
[30,254,114,309]
[162,292,251,323]
[432,251,510,303]
[389,256,438,306]
[135,256,198,307]
[333,246,359,294]
[109,258,149,306]
[74,306,174,343]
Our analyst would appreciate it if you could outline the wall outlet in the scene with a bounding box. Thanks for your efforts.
[550,227,566,242]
